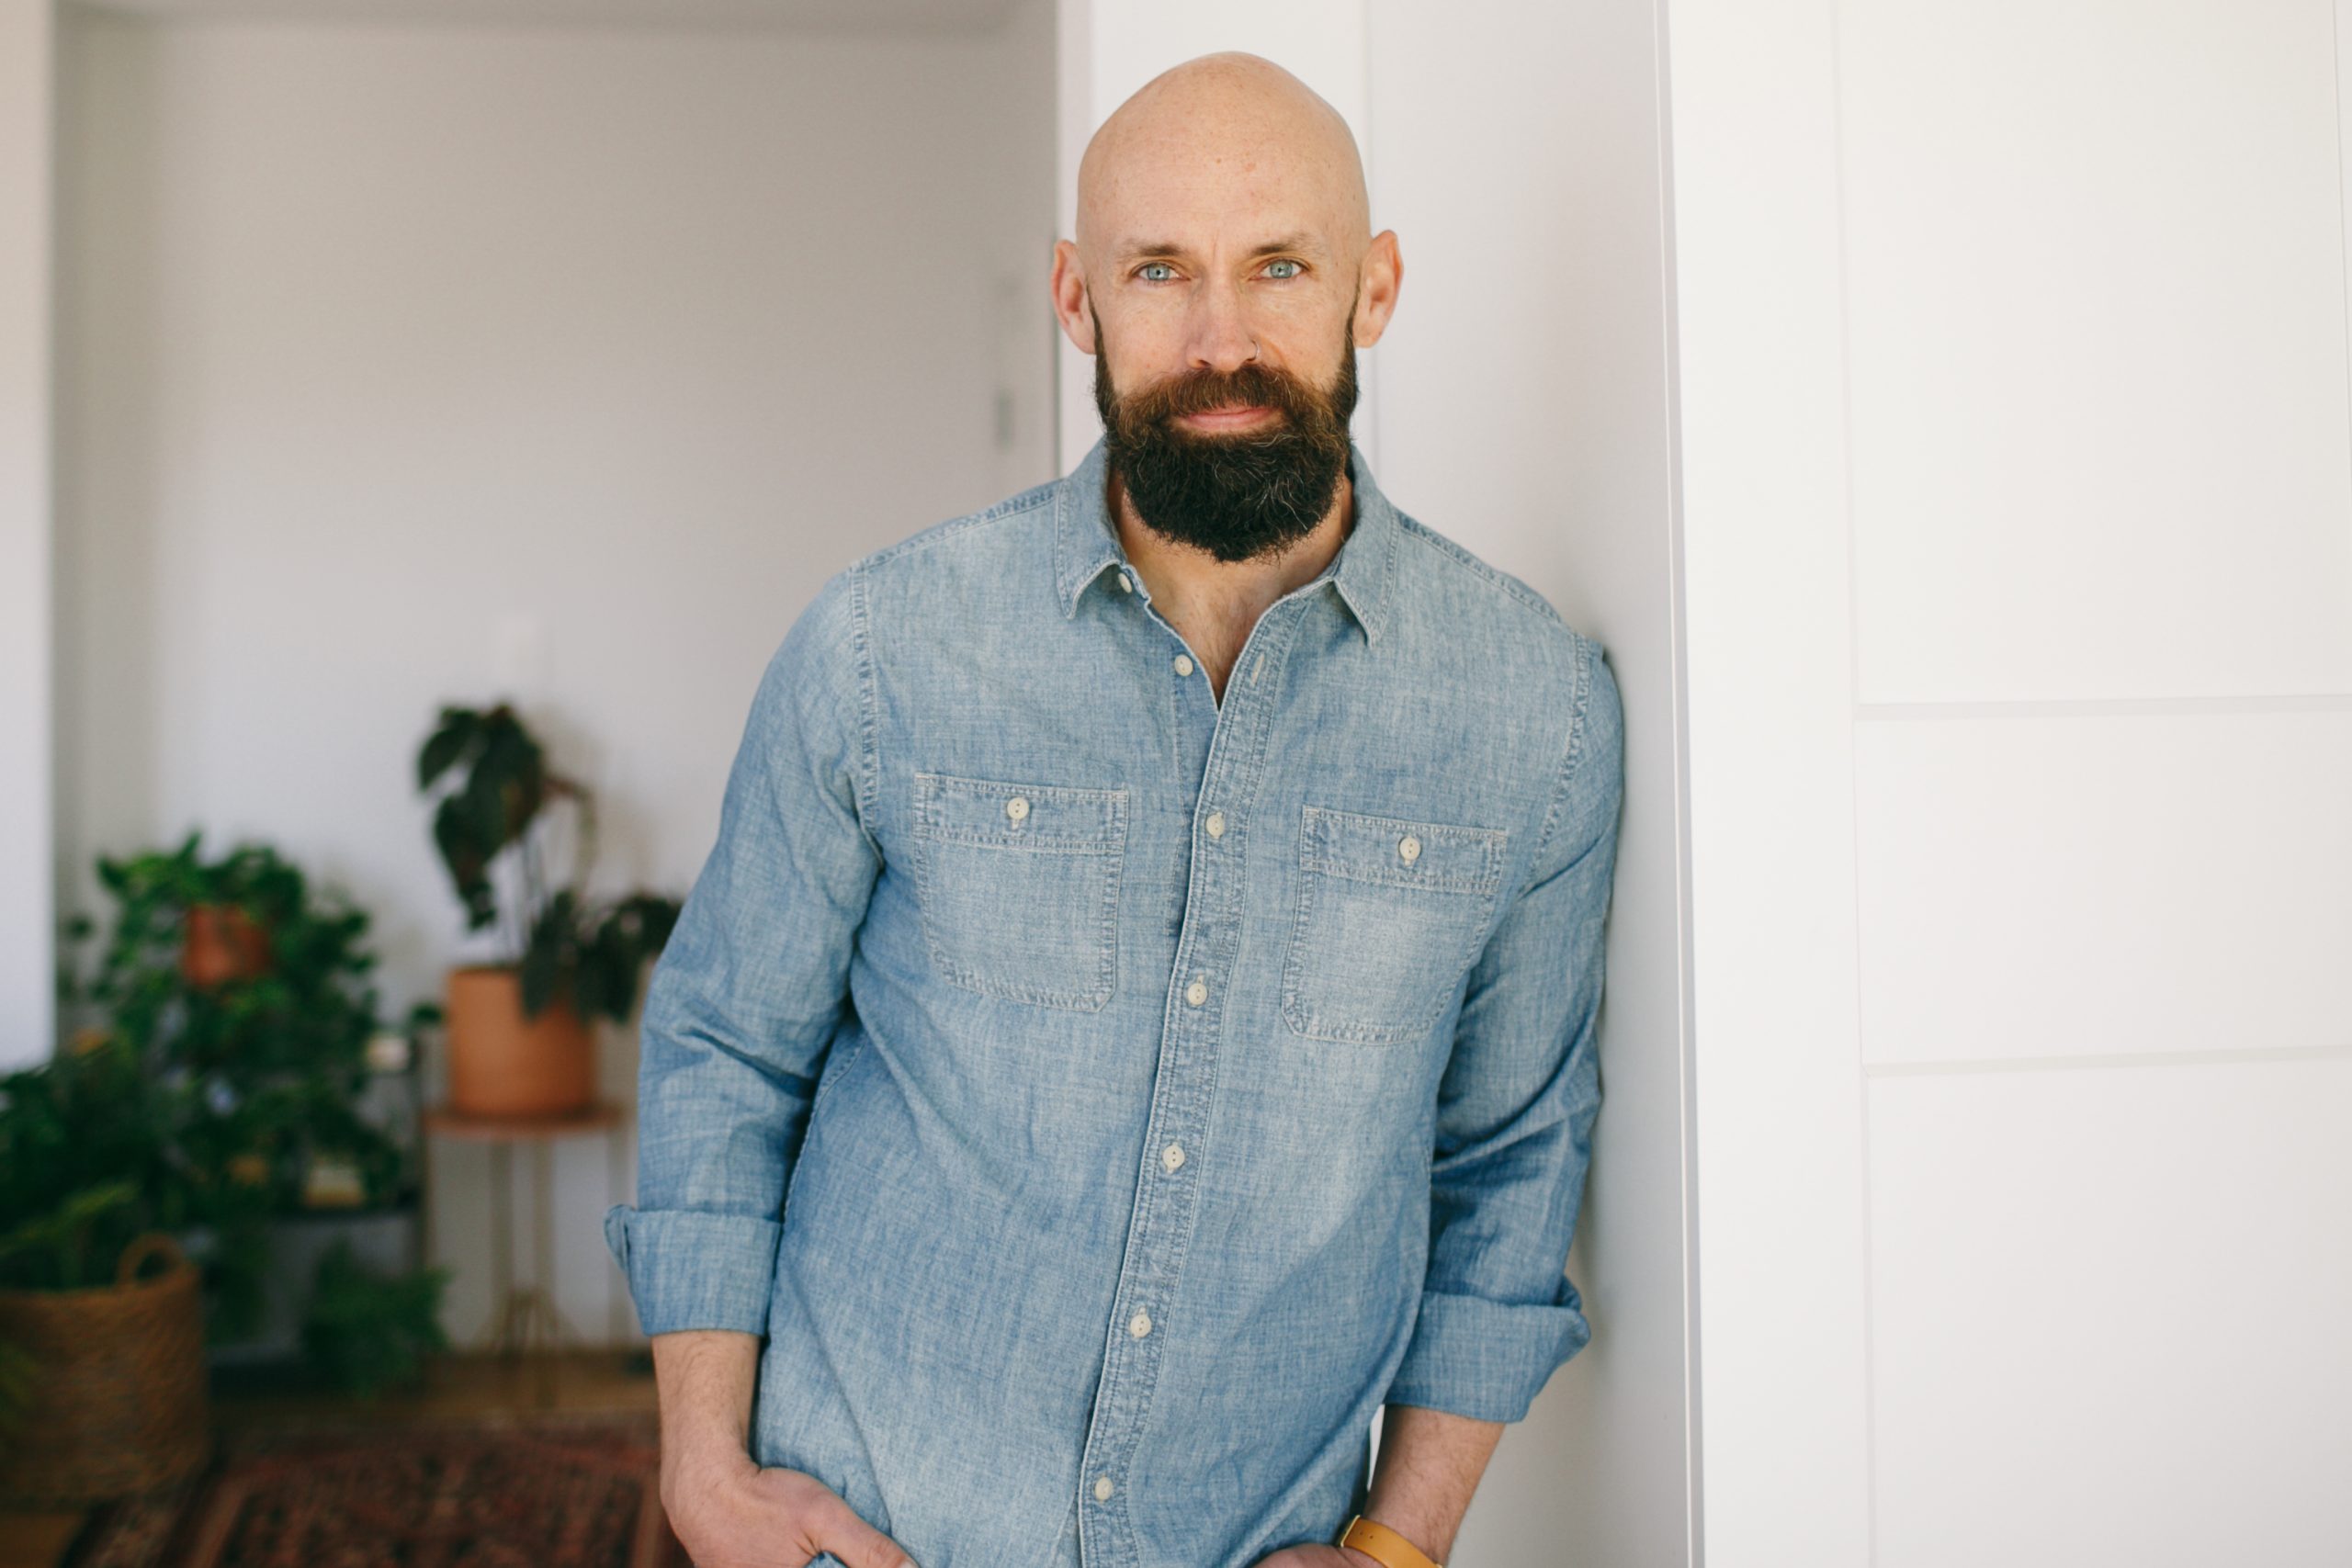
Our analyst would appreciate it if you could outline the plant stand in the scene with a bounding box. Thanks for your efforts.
[420,1100,625,1408]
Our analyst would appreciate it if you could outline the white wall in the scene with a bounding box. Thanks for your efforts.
[1,0,56,1068]
[1057,5,1695,1562]
[52,6,1056,1347]
[1670,0,2352,1561]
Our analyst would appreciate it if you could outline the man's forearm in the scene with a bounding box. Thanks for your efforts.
[649,1329,763,1483]
[1342,1404,1505,1566]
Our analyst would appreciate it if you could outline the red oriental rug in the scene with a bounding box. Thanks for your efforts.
[59,1409,690,1568]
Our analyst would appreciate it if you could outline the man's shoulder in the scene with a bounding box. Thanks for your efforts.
[776,475,1065,668]
[1387,506,1604,671]
[848,473,1064,579]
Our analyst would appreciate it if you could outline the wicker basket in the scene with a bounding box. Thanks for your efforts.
[0,1231,213,1503]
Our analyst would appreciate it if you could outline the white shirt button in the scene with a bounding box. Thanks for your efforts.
[1129,1309,1152,1337]
[1116,572,1134,592]
[1205,811,1225,838]
[1185,976,1207,1007]
[1398,833,1420,863]
[1162,1142,1185,1171]
[1173,654,1194,677]
[1006,796,1030,821]
[1094,1474,1114,1501]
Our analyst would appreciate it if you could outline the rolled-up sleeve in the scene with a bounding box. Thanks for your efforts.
[1385,633,1625,1424]
[603,564,880,1338]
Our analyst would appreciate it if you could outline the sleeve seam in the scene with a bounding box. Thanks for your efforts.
[848,560,883,851]
[1523,634,1600,891]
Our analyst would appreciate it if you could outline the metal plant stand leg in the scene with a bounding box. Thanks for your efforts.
[425,1102,624,1412]
[477,1137,584,1408]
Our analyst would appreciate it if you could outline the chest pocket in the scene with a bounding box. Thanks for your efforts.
[910,771,1129,1011]
[1279,804,1509,1045]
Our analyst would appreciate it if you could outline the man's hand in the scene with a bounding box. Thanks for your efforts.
[648,1329,921,1568]
[1248,1547,1385,1568]
[661,1438,922,1568]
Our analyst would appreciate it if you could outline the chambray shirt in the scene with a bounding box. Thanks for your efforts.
[604,433,1624,1568]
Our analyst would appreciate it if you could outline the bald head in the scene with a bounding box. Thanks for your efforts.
[1075,51,1372,280]
[1048,48,1400,455]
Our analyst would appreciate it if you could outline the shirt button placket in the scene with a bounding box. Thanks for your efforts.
[1079,603,1300,1568]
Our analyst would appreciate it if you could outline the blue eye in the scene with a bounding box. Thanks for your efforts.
[1138,263,1176,282]
[1265,259,1304,280]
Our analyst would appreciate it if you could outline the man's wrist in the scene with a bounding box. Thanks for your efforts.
[1335,1513,1445,1568]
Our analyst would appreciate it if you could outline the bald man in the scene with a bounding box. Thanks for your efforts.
[606,51,1623,1568]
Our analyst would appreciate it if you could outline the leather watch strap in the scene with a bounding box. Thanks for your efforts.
[1338,1513,1445,1568]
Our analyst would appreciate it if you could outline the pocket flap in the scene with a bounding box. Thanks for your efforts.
[1300,805,1507,895]
[914,771,1127,852]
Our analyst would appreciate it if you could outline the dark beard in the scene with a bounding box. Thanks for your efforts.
[1091,302,1359,565]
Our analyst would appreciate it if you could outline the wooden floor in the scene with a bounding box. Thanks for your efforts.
[0,1348,659,1568]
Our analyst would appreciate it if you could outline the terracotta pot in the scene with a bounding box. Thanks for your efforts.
[0,1234,212,1503]
[444,965,594,1117]
[182,902,271,988]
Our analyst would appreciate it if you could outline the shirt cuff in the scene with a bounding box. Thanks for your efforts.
[1383,1285,1592,1425]
[603,1203,781,1337]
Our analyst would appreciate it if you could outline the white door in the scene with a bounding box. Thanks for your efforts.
[1669,2,2352,1562]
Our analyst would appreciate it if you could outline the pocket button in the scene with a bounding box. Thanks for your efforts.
[1398,834,1420,863]
[1006,795,1030,821]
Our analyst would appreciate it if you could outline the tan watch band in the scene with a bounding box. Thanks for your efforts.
[1338,1513,1445,1568]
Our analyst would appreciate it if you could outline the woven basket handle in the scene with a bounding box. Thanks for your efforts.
[115,1231,187,1288]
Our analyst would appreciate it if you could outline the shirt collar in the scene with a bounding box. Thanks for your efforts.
[1052,431,1400,646]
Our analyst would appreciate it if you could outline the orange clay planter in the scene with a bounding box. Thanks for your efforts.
[443,965,594,1118]
[180,902,271,989]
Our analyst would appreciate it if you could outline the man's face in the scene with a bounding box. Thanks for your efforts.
[1056,59,1396,566]
[1091,297,1359,564]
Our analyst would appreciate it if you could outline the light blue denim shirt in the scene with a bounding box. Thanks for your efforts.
[605,433,1624,1568]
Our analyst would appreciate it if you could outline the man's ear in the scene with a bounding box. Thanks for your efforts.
[1050,240,1097,355]
[1351,230,1403,349]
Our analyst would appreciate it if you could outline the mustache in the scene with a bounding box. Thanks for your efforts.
[1114,362,1319,427]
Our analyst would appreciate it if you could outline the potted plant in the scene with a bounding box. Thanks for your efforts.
[414,703,681,1117]
[51,837,450,1394]
[74,837,300,1011]
[0,1036,214,1500]
[300,1236,451,1400]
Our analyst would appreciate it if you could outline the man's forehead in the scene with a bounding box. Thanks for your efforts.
[1077,56,1369,259]
[1086,156,1357,260]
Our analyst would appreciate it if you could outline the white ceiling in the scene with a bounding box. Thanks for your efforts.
[68,0,1026,32]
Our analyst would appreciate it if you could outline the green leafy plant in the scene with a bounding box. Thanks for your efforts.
[2,843,445,1418]
[0,1029,279,1431]
[415,703,682,1021]
[299,1238,451,1399]
[68,833,377,1077]
[58,834,411,1231]
[40,838,435,1365]
[0,1037,226,1296]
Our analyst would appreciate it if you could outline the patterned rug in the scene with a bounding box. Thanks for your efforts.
[59,1408,690,1568]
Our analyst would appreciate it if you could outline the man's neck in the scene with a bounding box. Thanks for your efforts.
[1105,467,1355,655]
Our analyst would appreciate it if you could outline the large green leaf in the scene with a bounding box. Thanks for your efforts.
[415,707,481,791]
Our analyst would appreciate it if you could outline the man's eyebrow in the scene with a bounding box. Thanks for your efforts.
[1114,232,1326,264]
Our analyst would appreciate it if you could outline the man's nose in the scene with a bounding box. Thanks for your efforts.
[1182,274,1260,374]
